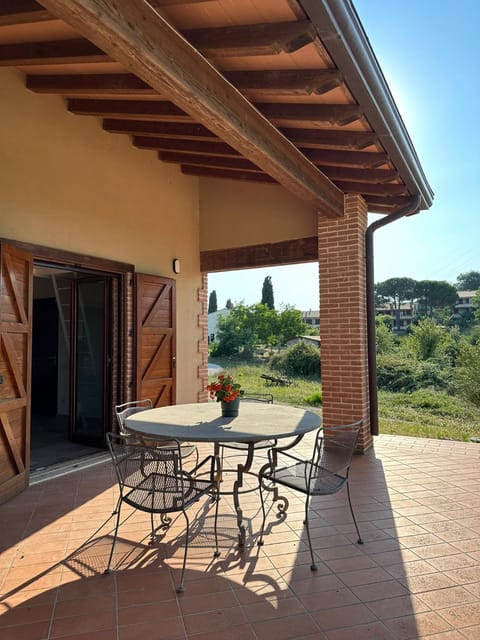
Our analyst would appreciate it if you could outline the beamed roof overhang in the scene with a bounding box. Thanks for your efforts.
[0,0,433,217]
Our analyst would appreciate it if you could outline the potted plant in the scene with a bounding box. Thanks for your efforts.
[206,374,244,417]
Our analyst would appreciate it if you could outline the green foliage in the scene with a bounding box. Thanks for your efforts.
[414,280,457,317]
[455,341,480,407]
[269,341,320,377]
[455,271,480,291]
[225,298,233,309]
[261,275,274,310]
[401,318,448,361]
[276,306,305,345]
[375,277,416,331]
[376,353,452,392]
[208,290,217,313]
[375,315,396,354]
[304,391,322,406]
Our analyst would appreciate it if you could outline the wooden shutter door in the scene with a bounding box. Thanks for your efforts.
[0,244,33,504]
[135,274,176,406]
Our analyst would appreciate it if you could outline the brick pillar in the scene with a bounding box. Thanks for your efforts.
[318,193,372,452]
[197,272,209,403]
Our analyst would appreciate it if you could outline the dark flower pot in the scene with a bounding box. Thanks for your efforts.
[221,396,240,417]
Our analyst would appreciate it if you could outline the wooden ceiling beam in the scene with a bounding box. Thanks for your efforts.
[37,0,344,216]
[303,148,388,168]
[26,68,342,98]
[182,21,317,57]
[200,237,319,272]
[182,165,275,183]
[0,1,53,26]
[68,98,190,120]
[103,119,216,139]
[160,152,260,172]
[0,38,108,66]
[257,103,361,126]
[334,181,408,196]
[133,136,238,156]
[150,0,215,7]
[317,167,398,183]
[282,128,376,150]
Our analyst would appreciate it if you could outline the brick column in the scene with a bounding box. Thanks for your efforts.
[318,193,372,452]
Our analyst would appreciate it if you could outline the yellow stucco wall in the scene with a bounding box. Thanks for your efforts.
[199,177,318,251]
[0,68,201,403]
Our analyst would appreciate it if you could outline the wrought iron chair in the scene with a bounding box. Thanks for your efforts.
[115,399,198,464]
[219,393,277,455]
[105,432,219,592]
[258,420,363,570]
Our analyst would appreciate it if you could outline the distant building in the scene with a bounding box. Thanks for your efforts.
[455,290,477,315]
[377,302,415,332]
[208,309,230,343]
[302,310,320,327]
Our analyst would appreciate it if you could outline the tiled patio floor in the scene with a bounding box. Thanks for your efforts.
[1,434,480,639]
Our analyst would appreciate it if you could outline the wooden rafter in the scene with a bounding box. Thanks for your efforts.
[0,39,109,66]
[36,0,345,216]
[133,137,238,156]
[182,165,275,183]
[0,0,52,27]
[27,68,342,98]
[103,119,215,139]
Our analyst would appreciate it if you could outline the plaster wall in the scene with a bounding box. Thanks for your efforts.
[199,177,318,251]
[0,68,201,403]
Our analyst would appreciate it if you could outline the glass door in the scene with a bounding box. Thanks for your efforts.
[71,277,111,446]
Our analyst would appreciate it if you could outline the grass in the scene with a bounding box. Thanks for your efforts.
[209,358,480,442]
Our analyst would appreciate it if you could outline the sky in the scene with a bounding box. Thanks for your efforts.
[209,0,480,312]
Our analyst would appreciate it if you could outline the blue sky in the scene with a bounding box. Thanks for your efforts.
[209,1,479,311]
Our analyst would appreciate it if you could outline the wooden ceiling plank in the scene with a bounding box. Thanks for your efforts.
[0,39,108,66]
[0,1,53,26]
[38,0,344,216]
[183,21,317,57]
[134,136,239,156]
[334,181,408,196]
[319,167,398,183]
[103,119,216,139]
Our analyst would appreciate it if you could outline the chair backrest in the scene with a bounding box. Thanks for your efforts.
[241,393,274,404]
[115,399,152,434]
[313,420,363,475]
[106,432,185,509]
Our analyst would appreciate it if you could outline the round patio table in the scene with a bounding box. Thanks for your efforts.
[125,402,321,546]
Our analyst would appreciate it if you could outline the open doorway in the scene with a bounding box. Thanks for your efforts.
[30,264,119,471]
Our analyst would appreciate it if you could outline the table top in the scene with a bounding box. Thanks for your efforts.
[125,402,321,443]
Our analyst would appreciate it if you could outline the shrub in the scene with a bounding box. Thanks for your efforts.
[376,354,452,393]
[455,342,480,407]
[268,341,320,377]
[304,391,322,406]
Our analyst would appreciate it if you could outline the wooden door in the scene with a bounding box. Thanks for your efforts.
[135,274,176,406]
[0,244,33,504]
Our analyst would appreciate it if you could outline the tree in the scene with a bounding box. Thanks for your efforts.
[455,271,480,291]
[414,280,457,318]
[225,298,233,309]
[261,276,274,309]
[208,290,217,314]
[277,306,305,345]
[375,315,396,354]
[402,317,447,360]
[375,277,416,331]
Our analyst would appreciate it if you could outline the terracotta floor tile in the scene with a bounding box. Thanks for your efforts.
[313,602,377,630]
[384,610,453,639]
[437,603,480,628]
[325,620,397,640]
[183,605,247,635]
[365,594,430,620]
[252,612,319,640]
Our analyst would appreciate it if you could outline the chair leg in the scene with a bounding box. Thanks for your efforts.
[105,500,122,574]
[346,481,363,544]
[176,510,190,593]
[304,495,317,571]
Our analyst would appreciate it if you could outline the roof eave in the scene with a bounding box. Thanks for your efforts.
[299,0,434,212]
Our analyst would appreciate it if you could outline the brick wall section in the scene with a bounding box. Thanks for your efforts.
[318,193,373,452]
[197,272,209,402]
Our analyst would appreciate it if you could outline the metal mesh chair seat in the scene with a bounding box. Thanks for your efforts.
[268,462,347,495]
[105,433,219,592]
[258,420,363,570]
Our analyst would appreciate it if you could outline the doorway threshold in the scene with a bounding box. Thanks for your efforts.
[30,451,110,485]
